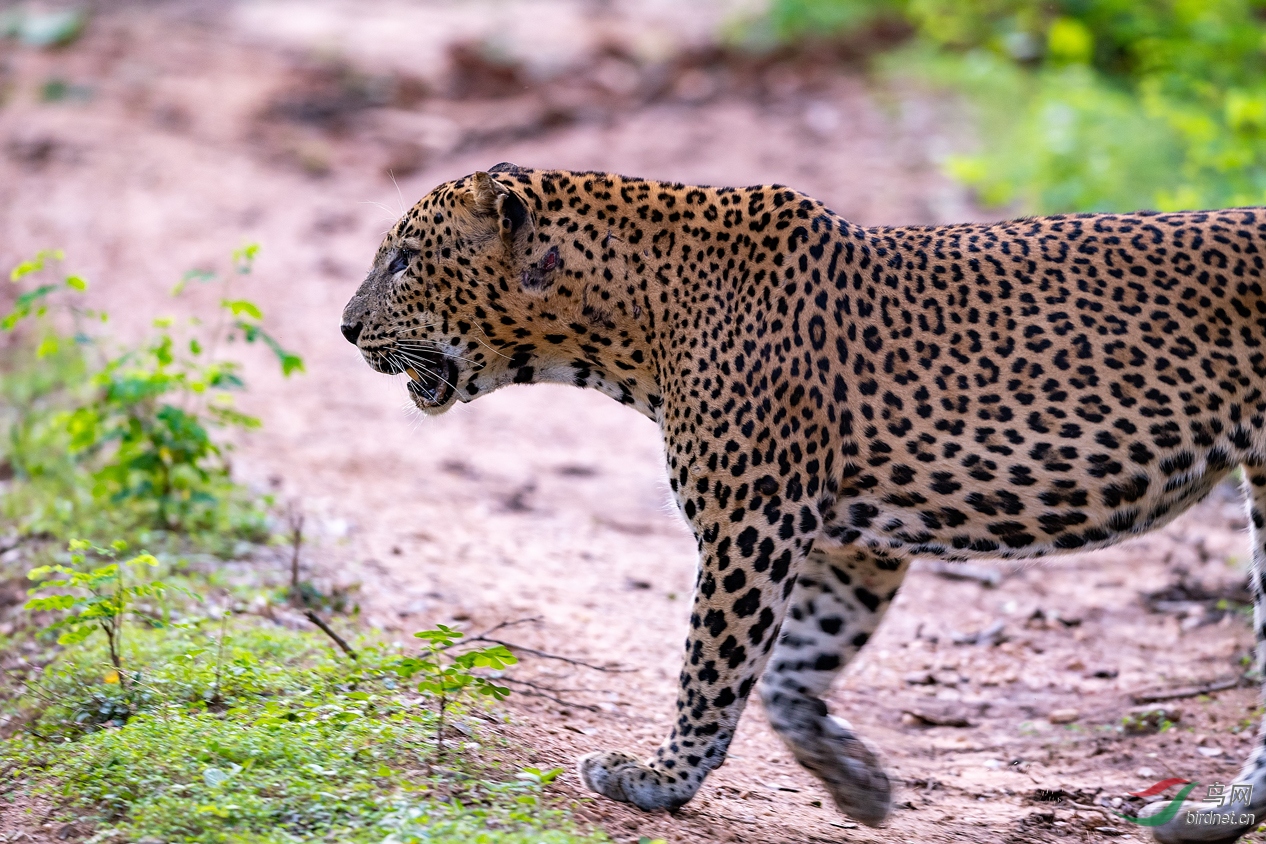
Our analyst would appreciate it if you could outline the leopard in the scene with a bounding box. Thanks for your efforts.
[341,162,1266,843]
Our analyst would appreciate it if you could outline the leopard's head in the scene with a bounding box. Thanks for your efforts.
[341,165,543,415]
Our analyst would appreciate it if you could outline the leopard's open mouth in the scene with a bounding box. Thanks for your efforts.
[402,349,459,410]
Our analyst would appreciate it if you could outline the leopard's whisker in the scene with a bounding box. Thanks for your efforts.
[395,344,483,371]
[392,319,510,362]
[465,323,511,360]
[391,348,461,394]
[359,199,402,229]
[395,341,485,369]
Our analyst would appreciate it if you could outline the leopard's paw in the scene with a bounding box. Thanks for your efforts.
[776,712,891,827]
[578,750,696,812]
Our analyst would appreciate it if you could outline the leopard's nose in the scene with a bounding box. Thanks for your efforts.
[340,321,363,344]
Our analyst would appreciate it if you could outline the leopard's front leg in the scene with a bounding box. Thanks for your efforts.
[579,511,811,811]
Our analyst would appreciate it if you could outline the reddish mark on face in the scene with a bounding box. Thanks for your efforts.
[521,247,560,291]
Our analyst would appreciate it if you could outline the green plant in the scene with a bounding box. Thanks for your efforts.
[1,247,303,536]
[756,0,1266,213]
[393,625,518,758]
[505,766,567,822]
[2,621,602,844]
[23,539,181,688]
[1120,706,1179,735]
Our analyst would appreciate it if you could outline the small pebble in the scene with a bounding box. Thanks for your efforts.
[1049,708,1080,724]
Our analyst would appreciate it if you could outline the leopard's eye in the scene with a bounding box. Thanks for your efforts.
[387,248,417,276]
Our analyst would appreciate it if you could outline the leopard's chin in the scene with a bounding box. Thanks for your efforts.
[405,358,459,412]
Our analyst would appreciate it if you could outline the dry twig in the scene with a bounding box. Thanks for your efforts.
[1131,676,1243,704]
[286,502,305,594]
[464,636,633,672]
[499,677,602,711]
[463,616,634,673]
[304,610,358,660]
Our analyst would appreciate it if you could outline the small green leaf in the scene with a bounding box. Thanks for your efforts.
[223,299,263,320]
[36,335,58,357]
[24,594,77,611]
[9,249,63,281]
[233,242,260,273]
[56,626,94,646]
[279,353,305,377]
[173,268,215,296]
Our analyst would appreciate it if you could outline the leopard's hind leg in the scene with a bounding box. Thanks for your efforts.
[758,545,910,827]
[1151,466,1266,843]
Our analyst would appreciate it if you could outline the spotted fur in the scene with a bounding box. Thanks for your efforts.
[342,164,1266,840]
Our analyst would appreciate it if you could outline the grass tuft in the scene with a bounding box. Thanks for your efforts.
[3,623,605,844]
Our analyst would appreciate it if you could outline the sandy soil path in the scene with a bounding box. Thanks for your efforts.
[2,5,1262,842]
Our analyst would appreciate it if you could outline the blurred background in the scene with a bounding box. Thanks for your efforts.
[3,2,1266,843]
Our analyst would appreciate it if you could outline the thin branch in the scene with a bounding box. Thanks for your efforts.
[304,610,358,660]
[22,724,52,742]
[457,616,633,672]
[0,663,54,704]
[1131,676,1244,704]
[462,636,634,673]
[499,677,601,712]
[287,503,305,594]
[435,692,448,759]
[211,611,229,704]
[471,616,544,638]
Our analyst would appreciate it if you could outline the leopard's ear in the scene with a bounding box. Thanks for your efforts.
[470,171,532,248]
[469,171,504,214]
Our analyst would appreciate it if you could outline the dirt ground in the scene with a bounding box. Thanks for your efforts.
[2,3,1265,843]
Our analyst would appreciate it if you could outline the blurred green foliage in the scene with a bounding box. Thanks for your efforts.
[757,0,1266,213]
[1,247,302,540]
